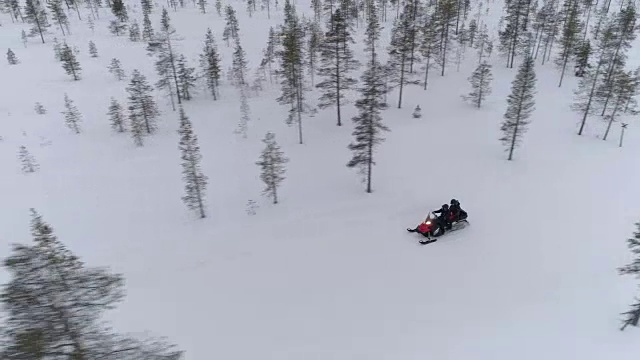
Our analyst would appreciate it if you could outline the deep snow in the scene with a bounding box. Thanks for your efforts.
[2,0,640,358]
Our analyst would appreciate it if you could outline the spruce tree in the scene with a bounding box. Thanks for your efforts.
[200,28,222,100]
[463,61,493,108]
[574,39,591,76]
[387,8,413,108]
[500,56,536,160]
[1,209,183,359]
[223,5,239,46]
[176,54,197,101]
[108,57,126,80]
[88,40,98,57]
[48,0,70,36]
[305,19,322,86]
[150,8,182,110]
[34,102,46,114]
[60,43,81,80]
[6,48,18,64]
[316,8,359,126]
[62,93,82,134]
[110,0,128,22]
[178,106,208,218]
[435,0,458,74]
[215,0,222,15]
[277,0,311,144]
[198,0,206,13]
[260,27,278,84]
[236,87,251,137]
[618,222,640,330]
[601,69,637,140]
[18,145,39,173]
[256,132,288,204]
[127,70,160,138]
[498,0,533,68]
[53,37,62,61]
[108,97,126,132]
[21,29,28,47]
[141,0,153,14]
[142,11,154,40]
[129,20,141,41]
[556,0,581,87]
[347,3,388,193]
[232,37,249,87]
[419,9,439,89]
[24,0,49,44]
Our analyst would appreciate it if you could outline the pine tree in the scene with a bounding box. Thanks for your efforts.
[215,0,222,15]
[34,102,46,114]
[88,40,98,57]
[556,0,581,87]
[316,8,360,126]
[21,29,28,47]
[87,16,96,33]
[463,61,493,108]
[24,0,49,43]
[141,0,153,14]
[260,27,278,84]
[573,16,617,135]
[574,39,591,77]
[263,0,271,18]
[435,0,458,74]
[53,37,62,61]
[60,43,81,80]
[1,209,184,359]
[62,93,82,134]
[108,57,126,80]
[107,97,126,132]
[142,11,154,40]
[18,145,39,173]
[387,8,413,108]
[127,69,160,138]
[256,132,288,204]
[48,0,70,36]
[236,87,251,137]
[305,19,322,86]
[129,20,141,41]
[618,222,640,330]
[178,106,208,218]
[150,8,182,110]
[109,19,128,36]
[232,37,249,87]
[200,28,222,100]
[176,54,197,101]
[246,0,255,16]
[6,48,18,64]
[601,69,637,140]
[499,0,533,68]
[347,3,388,193]
[111,0,128,22]
[277,0,311,144]
[223,5,239,46]
[419,8,439,89]
[198,0,206,13]
[500,56,536,160]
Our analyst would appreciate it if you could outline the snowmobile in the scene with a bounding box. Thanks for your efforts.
[407,210,469,245]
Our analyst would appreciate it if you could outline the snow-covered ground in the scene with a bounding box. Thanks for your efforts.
[2,0,640,358]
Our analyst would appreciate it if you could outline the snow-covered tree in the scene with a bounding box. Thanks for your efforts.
[619,222,640,330]
[198,0,207,13]
[142,11,154,40]
[498,0,533,68]
[48,0,70,36]
[601,69,638,140]
[60,43,81,80]
[108,97,126,132]
[305,19,322,86]
[215,0,222,15]
[127,69,160,141]
[34,102,46,114]
[236,87,251,137]
[88,40,98,57]
[435,0,458,74]
[24,0,49,44]
[178,106,208,218]
[53,37,62,61]
[556,0,581,87]
[387,8,414,108]
[500,56,536,160]
[110,0,128,22]
[200,28,222,100]
[260,27,278,83]
[256,132,288,204]
[347,3,389,193]
[108,58,126,80]
[316,8,360,126]
[0,209,183,359]
[277,0,312,144]
[129,20,141,41]
[177,54,197,101]
[6,48,18,64]
[463,61,493,108]
[21,29,28,47]
[18,145,39,173]
[231,37,248,87]
[223,5,239,46]
[150,8,182,110]
[62,93,82,134]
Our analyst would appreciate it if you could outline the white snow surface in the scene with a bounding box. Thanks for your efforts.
[2,1,640,359]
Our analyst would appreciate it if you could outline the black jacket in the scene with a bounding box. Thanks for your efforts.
[434,206,450,220]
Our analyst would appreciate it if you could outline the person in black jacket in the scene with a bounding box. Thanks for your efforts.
[450,199,461,220]
[433,204,452,230]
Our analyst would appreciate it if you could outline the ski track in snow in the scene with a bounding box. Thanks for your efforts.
[2,0,640,359]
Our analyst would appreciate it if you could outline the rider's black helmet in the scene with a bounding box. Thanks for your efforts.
[442,204,449,210]
[450,199,459,206]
